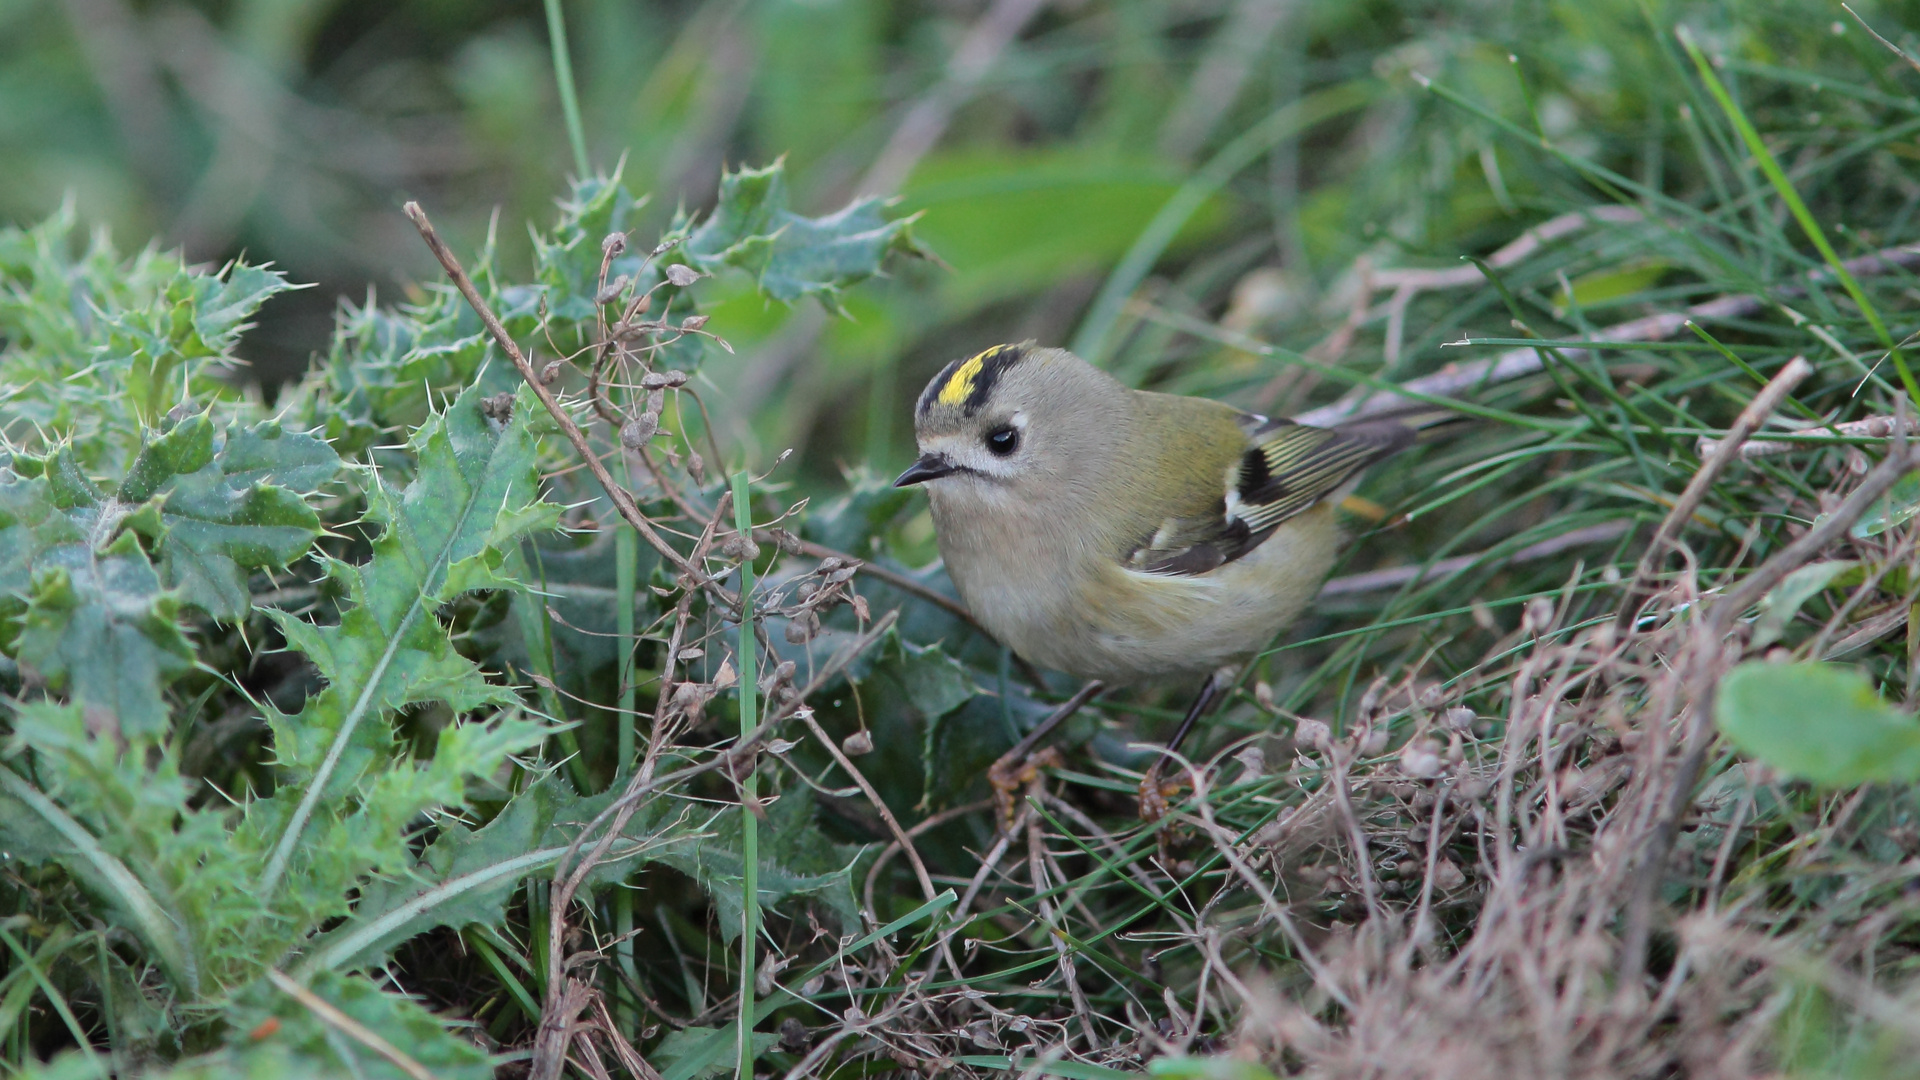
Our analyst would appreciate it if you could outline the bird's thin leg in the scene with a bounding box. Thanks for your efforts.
[988,680,1105,832]
[1138,672,1226,822]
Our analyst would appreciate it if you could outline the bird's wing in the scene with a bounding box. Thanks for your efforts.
[1124,415,1412,577]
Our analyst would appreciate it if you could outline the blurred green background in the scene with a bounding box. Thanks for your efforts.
[6,0,1914,484]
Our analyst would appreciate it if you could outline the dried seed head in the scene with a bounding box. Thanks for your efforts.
[720,533,762,562]
[964,1021,1000,1049]
[1399,737,1444,778]
[640,369,689,390]
[1233,744,1266,778]
[1589,622,1616,652]
[1523,597,1556,634]
[670,681,713,722]
[601,233,627,256]
[1357,725,1389,757]
[1294,717,1332,749]
[828,565,858,584]
[539,359,564,385]
[768,528,804,554]
[785,609,820,644]
[595,274,631,305]
[1357,676,1387,720]
[681,314,710,332]
[817,557,845,574]
[842,729,874,756]
[665,263,702,286]
[1431,859,1466,891]
[480,391,515,423]
[631,291,652,315]
[620,414,658,449]
[646,388,666,415]
[686,450,706,484]
[1254,681,1276,712]
[1442,706,1475,732]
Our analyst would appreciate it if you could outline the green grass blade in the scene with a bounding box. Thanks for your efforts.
[0,768,198,998]
[1071,80,1376,365]
[1680,28,1917,404]
[731,469,759,1080]
[543,0,591,178]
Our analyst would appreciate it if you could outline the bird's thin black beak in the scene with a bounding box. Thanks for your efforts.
[894,453,956,487]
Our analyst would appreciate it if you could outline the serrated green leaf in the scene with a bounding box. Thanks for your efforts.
[0,208,295,474]
[652,1027,780,1080]
[301,772,699,974]
[0,715,202,997]
[17,556,193,738]
[122,414,340,619]
[256,381,560,899]
[0,465,193,736]
[0,415,336,730]
[899,642,976,720]
[214,972,493,1080]
[1716,661,1920,786]
[655,788,862,943]
[680,159,929,310]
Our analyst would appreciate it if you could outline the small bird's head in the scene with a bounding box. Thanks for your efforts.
[895,343,1125,493]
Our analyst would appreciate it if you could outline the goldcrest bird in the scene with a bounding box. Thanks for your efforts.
[893,342,1421,817]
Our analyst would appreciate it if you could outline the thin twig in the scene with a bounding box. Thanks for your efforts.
[404,201,723,600]
[1026,805,1098,1050]
[1317,521,1632,597]
[1697,412,1920,458]
[1615,356,1812,630]
[1297,243,1920,427]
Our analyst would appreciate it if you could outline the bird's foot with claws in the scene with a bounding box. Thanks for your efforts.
[1136,763,1186,823]
[989,746,1064,833]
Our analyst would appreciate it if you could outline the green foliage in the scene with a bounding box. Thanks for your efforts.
[1716,662,1920,787]
[677,160,932,312]
[0,133,927,1071]
[15,0,1920,1076]
[0,415,337,733]
[0,204,293,475]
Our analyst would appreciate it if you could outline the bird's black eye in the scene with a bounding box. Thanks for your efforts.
[985,425,1020,457]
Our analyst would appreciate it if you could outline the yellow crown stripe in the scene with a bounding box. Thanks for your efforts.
[936,347,1002,406]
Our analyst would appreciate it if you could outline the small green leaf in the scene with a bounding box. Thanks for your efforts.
[1850,471,1920,538]
[1716,661,1920,786]
[652,1026,779,1080]
[899,642,976,720]
[1751,560,1855,651]
[1550,261,1672,312]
